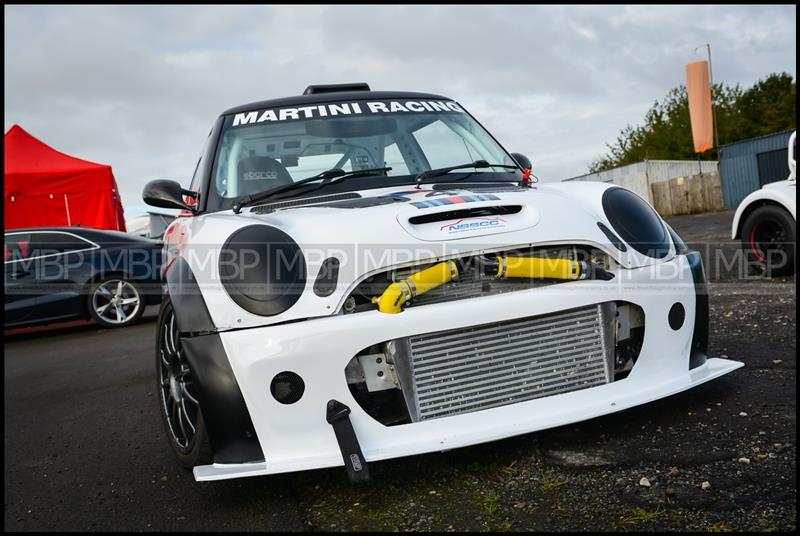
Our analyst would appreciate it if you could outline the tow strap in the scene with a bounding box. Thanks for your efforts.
[326,399,371,484]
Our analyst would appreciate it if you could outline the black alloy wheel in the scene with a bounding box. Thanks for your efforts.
[156,298,212,467]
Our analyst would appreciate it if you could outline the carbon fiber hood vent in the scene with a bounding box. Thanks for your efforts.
[408,205,522,225]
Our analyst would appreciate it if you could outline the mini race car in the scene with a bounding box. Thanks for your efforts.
[731,130,796,276]
[144,83,743,483]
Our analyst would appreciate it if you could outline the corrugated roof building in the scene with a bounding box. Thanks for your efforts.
[718,130,794,208]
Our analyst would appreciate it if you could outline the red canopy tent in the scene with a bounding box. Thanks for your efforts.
[4,124,126,231]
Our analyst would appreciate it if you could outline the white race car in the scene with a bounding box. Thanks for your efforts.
[144,83,742,483]
[731,130,796,276]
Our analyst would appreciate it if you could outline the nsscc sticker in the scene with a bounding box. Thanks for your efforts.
[440,216,507,234]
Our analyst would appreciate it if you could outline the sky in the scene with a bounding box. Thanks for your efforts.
[4,4,796,218]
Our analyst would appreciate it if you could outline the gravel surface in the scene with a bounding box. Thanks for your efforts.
[4,209,795,531]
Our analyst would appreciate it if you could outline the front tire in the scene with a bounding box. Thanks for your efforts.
[156,297,212,468]
[87,276,146,328]
[741,205,796,277]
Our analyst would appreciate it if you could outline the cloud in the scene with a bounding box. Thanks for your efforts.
[4,5,796,216]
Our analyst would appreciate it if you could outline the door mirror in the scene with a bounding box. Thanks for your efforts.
[510,152,532,170]
[142,180,197,211]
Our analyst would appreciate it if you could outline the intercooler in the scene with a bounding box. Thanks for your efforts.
[389,304,615,421]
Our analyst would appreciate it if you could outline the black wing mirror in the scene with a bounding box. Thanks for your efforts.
[143,180,198,211]
[510,152,532,170]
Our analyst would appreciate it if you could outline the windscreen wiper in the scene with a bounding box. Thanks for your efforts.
[414,160,519,188]
[233,166,392,213]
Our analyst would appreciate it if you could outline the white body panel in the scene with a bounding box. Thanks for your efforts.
[731,180,797,239]
[175,182,676,331]
[192,251,740,480]
[731,130,797,238]
[195,358,740,480]
[161,181,742,481]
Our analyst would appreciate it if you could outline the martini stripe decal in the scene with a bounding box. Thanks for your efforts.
[411,194,499,209]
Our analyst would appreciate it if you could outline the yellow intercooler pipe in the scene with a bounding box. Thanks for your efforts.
[372,260,459,314]
[496,256,585,280]
[372,256,591,313]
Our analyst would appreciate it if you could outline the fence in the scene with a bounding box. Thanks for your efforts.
[563,160,719,204]
[650,170,724,217]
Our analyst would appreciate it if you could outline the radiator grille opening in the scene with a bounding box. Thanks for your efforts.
[396,304,613,420]
[345,301,644,425]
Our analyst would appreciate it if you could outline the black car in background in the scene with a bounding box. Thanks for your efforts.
[4,227,163,329]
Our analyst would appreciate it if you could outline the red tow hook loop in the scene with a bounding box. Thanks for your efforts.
[520,168,533,187]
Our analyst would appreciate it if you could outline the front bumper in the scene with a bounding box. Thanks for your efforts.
[194,254,743,481]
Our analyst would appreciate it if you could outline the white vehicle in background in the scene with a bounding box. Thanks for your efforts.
[125,210,177,240]
[732,131,796,276]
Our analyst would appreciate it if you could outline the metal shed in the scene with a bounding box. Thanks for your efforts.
[719,130,794,208]
[562,160,718,203]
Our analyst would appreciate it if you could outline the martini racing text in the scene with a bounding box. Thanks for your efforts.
[232,100,465,127]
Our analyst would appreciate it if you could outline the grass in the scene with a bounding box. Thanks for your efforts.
[295,458,521,532]
[483,492,501,517]
[538,473,567,492]
[705,521,734,532]
[499,460,519,476]
[618,506,664,526]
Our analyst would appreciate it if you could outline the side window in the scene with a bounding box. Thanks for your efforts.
[4,233,32,263]
[383,143,410,175]
[215,138,231,196]
[30,233,94,258]
[189,128,213,192]
[187,127,214,208]
[412,119,474,169]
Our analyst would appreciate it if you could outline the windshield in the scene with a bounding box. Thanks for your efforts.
[207,99,519,211]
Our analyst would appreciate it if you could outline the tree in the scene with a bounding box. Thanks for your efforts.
[589,73,796,173]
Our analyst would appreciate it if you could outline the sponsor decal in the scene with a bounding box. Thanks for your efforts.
[349,453,363,472]
[243,170,278,181]
[441,216,508,234]
[411,194,499,209]
[232,100,465,127]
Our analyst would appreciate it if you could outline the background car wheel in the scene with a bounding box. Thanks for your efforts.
[156,297,212,468]
[741,205,796,277]
[87,276,146,328]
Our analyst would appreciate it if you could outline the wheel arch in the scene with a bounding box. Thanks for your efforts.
[733,199,794,240]
[164,256,264,464]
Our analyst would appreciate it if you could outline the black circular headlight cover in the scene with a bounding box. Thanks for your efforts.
[602,187,670,258]
[219,225,306,316]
